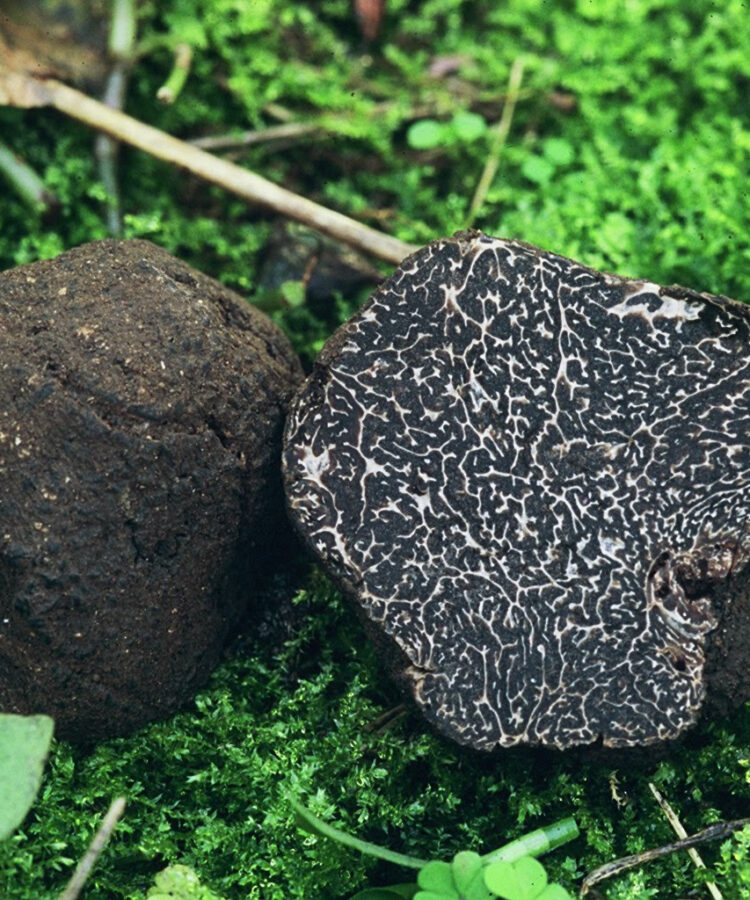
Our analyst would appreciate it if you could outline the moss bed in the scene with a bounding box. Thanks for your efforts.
[1,0,750,897]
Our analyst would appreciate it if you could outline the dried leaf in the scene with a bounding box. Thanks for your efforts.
[0,69,52,107]
[0,0,108,89]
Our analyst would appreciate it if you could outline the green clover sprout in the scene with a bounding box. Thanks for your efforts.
[289,796,577,900]
[415,851,493,900]
[147,864,225,900]
[407,111,488,150]
[484,856,572,900]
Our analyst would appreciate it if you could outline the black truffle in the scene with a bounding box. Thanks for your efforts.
[0,240,303,740]
[283,231,750,750]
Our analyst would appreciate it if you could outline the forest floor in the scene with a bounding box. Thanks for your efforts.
[1,1,750,897]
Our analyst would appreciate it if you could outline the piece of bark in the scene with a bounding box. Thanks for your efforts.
[283,231,750,751]
[0,240,303,740]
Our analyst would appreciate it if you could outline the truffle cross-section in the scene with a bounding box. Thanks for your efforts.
[284,231,750,750]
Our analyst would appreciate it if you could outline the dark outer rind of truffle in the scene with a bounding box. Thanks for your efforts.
[0,240,303,740]
[283,231,750,751]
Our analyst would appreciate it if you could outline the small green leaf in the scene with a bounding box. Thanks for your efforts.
[536,885,573,900]
[147,864,225,899]
[0,713,54,841]
[387,887,419,899]
[520,155,555,185]
[450,111,487,142]
[484,857,548,900]
[541,138,575,166]
[279,280,306,307]
[350,888,418,900]
[452,850,482,890]
[417,860,455,893]
[407,120,447,150]
[510,857,548,896]
[451,851,492,899]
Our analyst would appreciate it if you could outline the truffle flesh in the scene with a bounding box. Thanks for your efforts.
[283,232,750,750]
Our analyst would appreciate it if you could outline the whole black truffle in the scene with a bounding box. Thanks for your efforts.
[283,231,750,751]
[0,240,303,740]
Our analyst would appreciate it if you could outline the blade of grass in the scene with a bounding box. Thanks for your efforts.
[289,797,430,870]
[466,56,525,228]
[291,798,578,872]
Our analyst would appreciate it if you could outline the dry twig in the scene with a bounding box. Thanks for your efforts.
[580,818,750,896]
[58,797,127,900]
[0,70,416,265]
[649,782,722,900]
[96,0,136,236]
[364,703,408,734]
[0,139,57,212]
[189,122,321,151]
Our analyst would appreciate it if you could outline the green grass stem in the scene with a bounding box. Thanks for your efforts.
[481,818,580,864]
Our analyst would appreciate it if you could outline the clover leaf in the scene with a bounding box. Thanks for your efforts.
[407,112,488,150]
[407,120,448,150]
[450,111,487,142]
[415,851,494,900]
[290,796,578,900]
[350,888,418,900]
[483,857,572,900]
[147,864,225,900]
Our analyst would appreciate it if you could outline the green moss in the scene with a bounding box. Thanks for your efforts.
[1,0,750,897]
[2,571,749,898]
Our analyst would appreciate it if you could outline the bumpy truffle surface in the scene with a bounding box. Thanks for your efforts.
[283,232,750,750]
[0,240,302,740]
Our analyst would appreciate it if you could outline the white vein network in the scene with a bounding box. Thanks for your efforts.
[284,232,750,750]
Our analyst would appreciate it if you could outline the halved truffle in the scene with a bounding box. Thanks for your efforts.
[283,231,750,750]
[0,240,303,740]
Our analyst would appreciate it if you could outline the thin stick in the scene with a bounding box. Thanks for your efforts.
[190,122,320,151]
[58,797,127,900]
[96,66,129,236]
[0,71,416,265]
[580,818,750,896]
[364,703,407,730]
[648,783,722,900]
[110,0,136,58]
[96,0,136,236]
[466,57,525,227]
[0,140,57,212]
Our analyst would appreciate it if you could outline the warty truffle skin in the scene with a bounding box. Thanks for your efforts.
[283,231,750,751]
[0,239,303,740]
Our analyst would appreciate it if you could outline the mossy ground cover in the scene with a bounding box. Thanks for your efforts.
[1,0,750,897]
